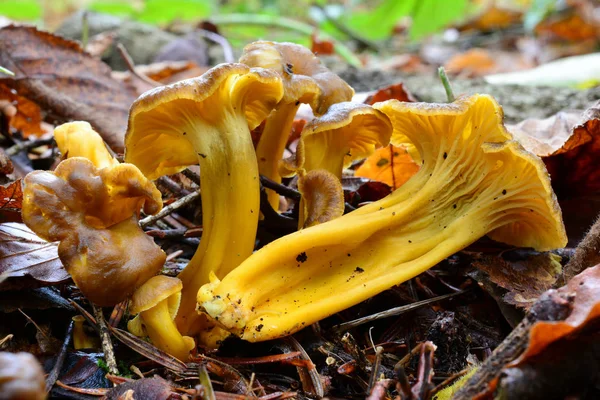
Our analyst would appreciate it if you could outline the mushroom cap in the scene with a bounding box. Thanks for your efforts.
[239,41,354,115]
[0,352,45,400]
[124,63,284,180]
[130,275,183,315]
[54,121,118,170]
[375,95,567,251]
[280,102,393,176]
[22,157,165,306]
[298,169,345,228]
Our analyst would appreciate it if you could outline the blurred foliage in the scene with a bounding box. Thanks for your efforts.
[0,0,42,20]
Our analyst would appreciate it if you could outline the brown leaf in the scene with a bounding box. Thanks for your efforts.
[510,101,600,197]
[0,222,68,290]
[0,25,138,152]
[310,33,335,56]
[0,179,23,211]
[444,48,533,78]
[104,376,173,400]
[0,149,12,176]
[0,83,43,137]
[364,83,416,105]
[473,250,563,309]
[535,12,600,42]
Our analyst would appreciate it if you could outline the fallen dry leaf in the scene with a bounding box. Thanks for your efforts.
[0,25,138,152]
[0,83,43,137]
[472,250,562,309]
[460,2,523,31]
[0,149,12,176]
[354,145,420,190]
[0,222,68,290]
[364,82,417,105]
[103,376,173,400]
[535,12,600,42]
[311,33,335,56]
[510,101,600,197]
[0,179,23,212]
[444,48,533,78]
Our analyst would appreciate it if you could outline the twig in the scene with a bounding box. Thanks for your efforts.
[195,29,234,63]
[140,190,201,228]
[46,321,73,392]
[6,137,54,156]
[92,304,119,375]
[313,4,380,52]
[209,14,362,68]
[367,346,384,395]
[331,290,467,333]
[562,213,600,284]
[438,67,455,103]
[182,168,201,185]
[260,175,300,200]
[285,337,324,398]
[116,43,161,88]
[157,175,191,196]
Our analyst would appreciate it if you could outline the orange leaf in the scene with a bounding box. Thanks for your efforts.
[0,83,43,138]
[0,179,23,211]
[354,145,419,190]
[310,33,335,56]
[364,83,416,105]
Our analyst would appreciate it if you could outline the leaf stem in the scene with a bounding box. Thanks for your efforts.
[438,66,455,103]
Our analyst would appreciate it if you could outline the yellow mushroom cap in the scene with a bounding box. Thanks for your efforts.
[280,102,393,178]
[298,169,345,228]
[54,121,119,170]
[375,95,567,251]
[130,275,183,316]
[124,63,284,180]
[239,41,354,114]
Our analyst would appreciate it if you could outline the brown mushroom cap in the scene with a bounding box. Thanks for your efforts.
[280,102,393,178]
[130,275,183,315]
[0,352,45,400]
[297,169,345,228]
[239,41,354,114]
[124,63,283,180]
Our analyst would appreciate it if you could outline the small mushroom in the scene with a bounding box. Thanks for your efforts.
[197,95,567,342]
[280,102,392,227]
[125,63,283,335]
[72,315,98,350]
[240,41,354,210]
[128,275,195,361]
[22,123,165,306]
[53,121,118,169]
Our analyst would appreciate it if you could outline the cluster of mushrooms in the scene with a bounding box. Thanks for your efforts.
[21,41,567,361]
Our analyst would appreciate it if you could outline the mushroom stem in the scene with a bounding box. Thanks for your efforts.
[256,102,301,210]
[175,113,260,335]
[72,315,97,350]
[141,298,195,361]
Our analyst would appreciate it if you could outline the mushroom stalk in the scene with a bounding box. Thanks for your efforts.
[140,298,195,361]
[256,102,300,210]
[175,113,261,334]
[197,95,567,342]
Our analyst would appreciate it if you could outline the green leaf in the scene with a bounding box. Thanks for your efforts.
[135,0,215,24]
[345,0,416,40]
[409,0,468,40]
[524,0,558,32]
[0,0,41,20]
[88,1,136,17]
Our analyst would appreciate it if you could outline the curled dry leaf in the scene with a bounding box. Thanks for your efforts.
[510,101,600,197]
[0,83,43,137]
[472,250,563,309]
[491,264,600,399]
[0,179,23,222]
[354,144,420,190]
[0,222,68,291]
[0,25,138,152]
[363,82,417,105]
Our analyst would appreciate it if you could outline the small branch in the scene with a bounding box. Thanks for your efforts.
[140,190,201,228]
[195,29,234,63]
[331,290,467,333]
[209,14,363,68]
[260,175,300,200]
[562,213,600,284]
[182,168,201,185]
[45,321,73,392]
[92,304,119,376]
[116,43,161,88]
[6,137,54,156]
[438,67,455,103]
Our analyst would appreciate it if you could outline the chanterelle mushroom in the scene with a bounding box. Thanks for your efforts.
[128,275,195,361]
[125,63,283,335]
[280,102,392,227]
[22,124,165,306]
[239,41,354,210]
[197,94,567,342]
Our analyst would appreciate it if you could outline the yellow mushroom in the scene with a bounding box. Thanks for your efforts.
[240,41,354,210]
[128,275,195,361]
[124,63,283,335]
[197,94,567,342]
